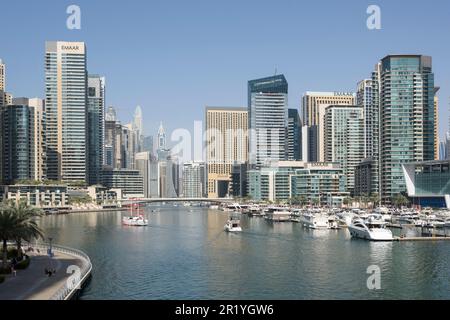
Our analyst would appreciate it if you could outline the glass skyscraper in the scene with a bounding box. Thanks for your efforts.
[87,74,105,185]
[1,105,34,184]
[377,55,435,202]
[324,105,365,194]
[248,75,288,167]
[287,108,302,161]
[45,41,88,183]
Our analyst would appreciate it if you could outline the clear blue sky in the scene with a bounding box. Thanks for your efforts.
[2,0,450,140]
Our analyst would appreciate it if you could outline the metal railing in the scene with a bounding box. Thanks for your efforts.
[24,242,92,300]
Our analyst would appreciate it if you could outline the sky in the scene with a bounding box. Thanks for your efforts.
[1,0,450,142]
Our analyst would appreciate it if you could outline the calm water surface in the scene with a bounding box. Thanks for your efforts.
[38,206,450,300]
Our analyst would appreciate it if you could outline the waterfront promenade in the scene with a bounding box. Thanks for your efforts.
[0,245,91,300]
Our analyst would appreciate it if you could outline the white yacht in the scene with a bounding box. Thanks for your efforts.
[336,210,356,226]
[348,217,393,241]
[445,217,450,228]
[299,211,329,229]
[122,215,148,226]
[264,207,291,222]
[224,215,242,232]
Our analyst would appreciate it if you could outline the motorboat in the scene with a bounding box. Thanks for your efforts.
[224,215,242,232]
[328,215,341,229]
[299,211,329,229]
[264,207,291,222]
[348,217,393,241]
[336,210,356,226]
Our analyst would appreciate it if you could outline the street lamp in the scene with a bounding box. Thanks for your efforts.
[48,237,53,257]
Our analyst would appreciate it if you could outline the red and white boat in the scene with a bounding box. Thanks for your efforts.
[122,201,148,226]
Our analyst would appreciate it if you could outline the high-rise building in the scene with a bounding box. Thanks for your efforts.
[0,59,4,91]
[104,106,123,169]
[0,59,5,107]
[434,88,440,160]
[324,105,365,194]
[230,162,248,198]
[377,55,435,202]
[133,106,143,152]
[287,109,302,161]
[12,98,46,181]
[248,75,288,167]
[1,105,35,184]
[142,135,154,155]
[45,41,88,183]
[183,161,206,198]
[356,80,374,158]
[206,107,248,198]
[87,75,105,185]
[301,91,355,161]
[286,109,302,161]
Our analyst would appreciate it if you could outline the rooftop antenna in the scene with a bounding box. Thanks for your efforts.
[274,67,278,76]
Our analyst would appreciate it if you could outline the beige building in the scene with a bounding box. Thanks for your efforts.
[45,41,88,182]
[434,88,440,160]
[302,92,355,161]
[206,107,248,198]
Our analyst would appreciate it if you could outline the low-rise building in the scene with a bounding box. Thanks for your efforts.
[248,161,348,205]
[403,160,450,208]
[0,184,68,208]
[101,169,144,198]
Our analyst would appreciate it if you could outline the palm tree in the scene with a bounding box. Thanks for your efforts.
[0,206,20,270]
[8,201,44,260]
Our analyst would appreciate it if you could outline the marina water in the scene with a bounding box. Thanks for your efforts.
[39,205,450,299]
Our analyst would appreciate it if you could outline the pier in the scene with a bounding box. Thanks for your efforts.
[395,236,450,241]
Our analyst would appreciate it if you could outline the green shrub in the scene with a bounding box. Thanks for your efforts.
[0,266,11,275]
[8,249,18,259]
[15,257,30,270]
[0,275,5,284]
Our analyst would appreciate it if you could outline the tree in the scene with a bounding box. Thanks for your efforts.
[392,193,409,208]
[369,193,380,208]
[343,197,353,207]
[0,206,20,270]
[8,201,44,260]
[0,201,44,269]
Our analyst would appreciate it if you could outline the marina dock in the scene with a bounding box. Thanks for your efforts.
[394,236,450,241]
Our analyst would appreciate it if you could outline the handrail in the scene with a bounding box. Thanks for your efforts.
[24,242,92,300]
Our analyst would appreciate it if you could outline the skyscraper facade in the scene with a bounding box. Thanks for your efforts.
[206,107,248,198]
[0,59,5,107]
[377,55,435,202]
[45,41,88,183]
[356,80,374,158]
[1,104,35,184]
[324,105,365,194]
[287,108,302,161]
[248,75,288,167]
[12,98,46,182]
[183,161,206,198]
[301,91,355,162]
[87,75,105,185]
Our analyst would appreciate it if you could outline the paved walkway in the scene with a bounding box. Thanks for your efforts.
[0,251,85,300]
